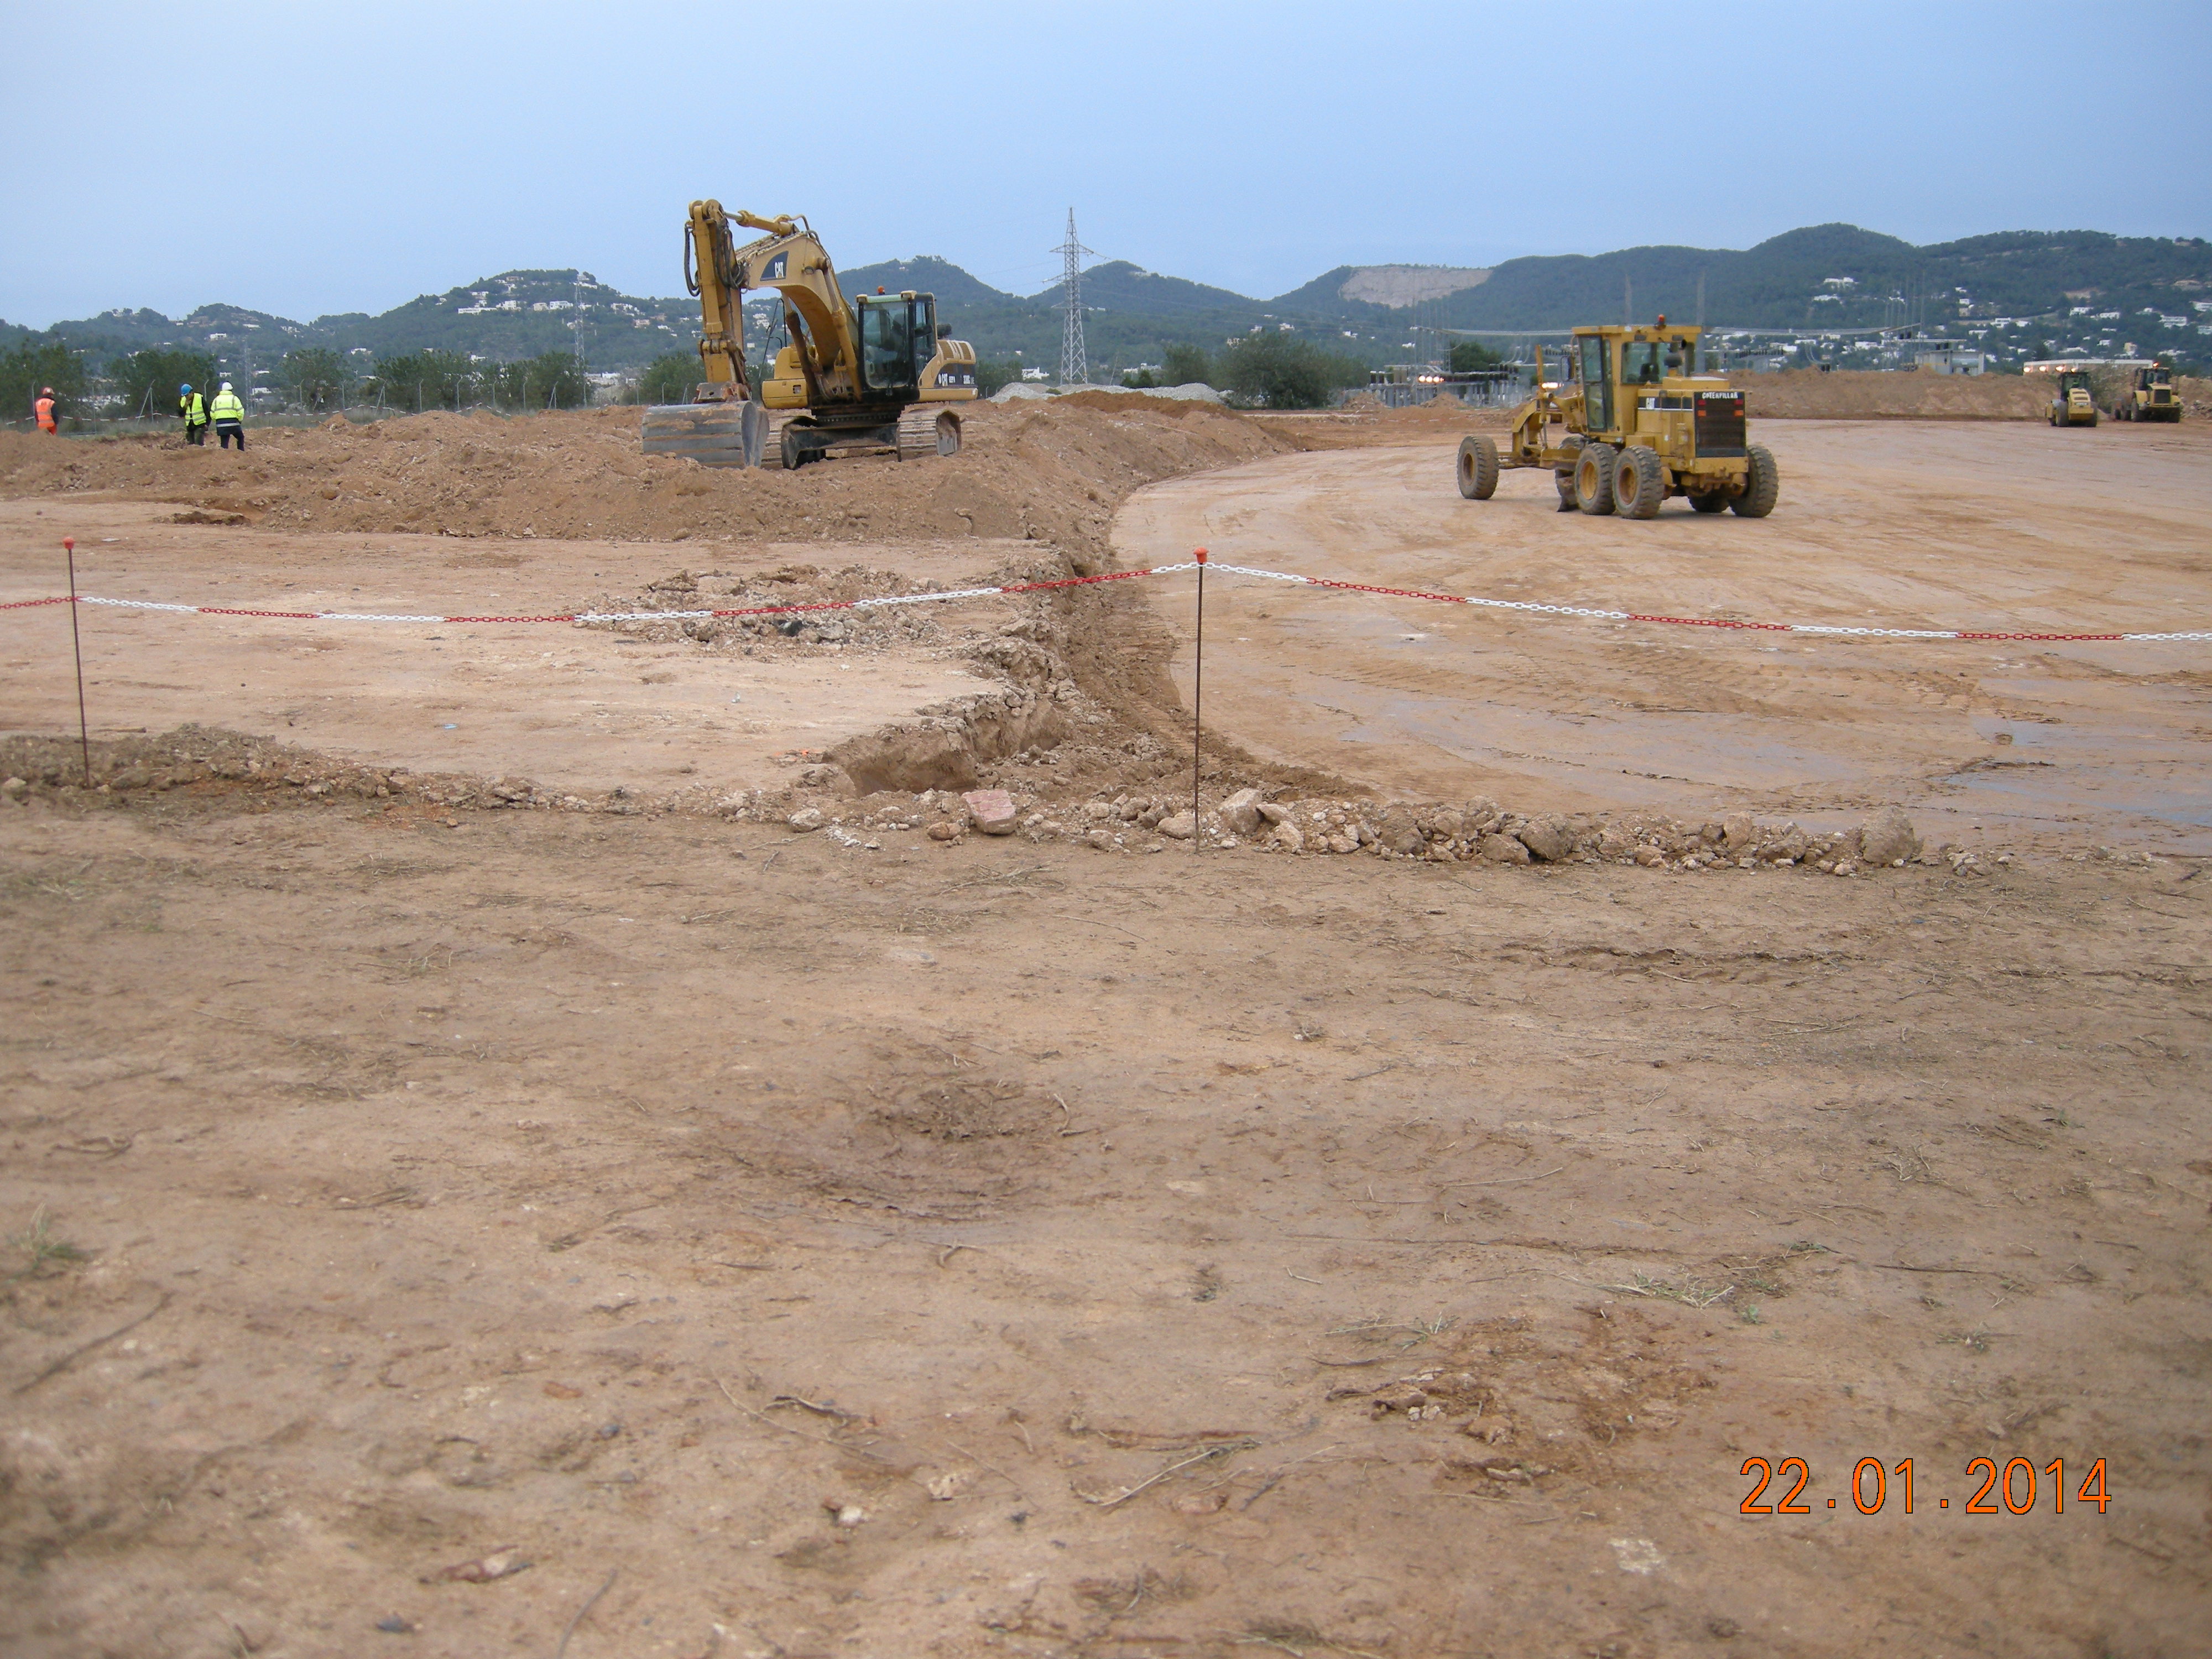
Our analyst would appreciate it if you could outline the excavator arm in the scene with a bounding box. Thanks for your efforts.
[687,200,863,405]
[684,200,750,400]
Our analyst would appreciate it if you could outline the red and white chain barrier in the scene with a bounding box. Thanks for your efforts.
[4,559,2208,643]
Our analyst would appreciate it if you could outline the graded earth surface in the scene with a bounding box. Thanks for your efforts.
[2,397,2206,1658]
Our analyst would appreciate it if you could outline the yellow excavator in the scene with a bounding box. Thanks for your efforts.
[640,201,978,469]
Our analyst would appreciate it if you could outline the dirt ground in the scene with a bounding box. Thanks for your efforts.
[1121,420,2212,855]
[3,397,2209,1658]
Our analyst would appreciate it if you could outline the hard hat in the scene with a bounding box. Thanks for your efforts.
[41,386,54,395]
[220,381,233,392]
[181,383,193,392]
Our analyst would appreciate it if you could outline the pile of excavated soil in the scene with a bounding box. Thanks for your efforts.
[1248,398,1513,450]
[0,400,1289,567]
[1739,369,2048,420]
[1299,372,2202,435]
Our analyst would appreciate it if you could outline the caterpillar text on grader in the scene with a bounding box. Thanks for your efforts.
[640,201,978,469]
[1455,320,1777,519]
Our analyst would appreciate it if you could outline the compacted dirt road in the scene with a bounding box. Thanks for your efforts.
[3,401,2208,1657]
[1123,420,2212,853]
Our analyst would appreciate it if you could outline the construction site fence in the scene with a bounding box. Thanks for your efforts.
[1337,379,1528,411]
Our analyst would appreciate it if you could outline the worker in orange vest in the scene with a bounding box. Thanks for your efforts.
[33,387,59,434]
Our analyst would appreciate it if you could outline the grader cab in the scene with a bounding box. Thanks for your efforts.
[1455,320,1777,519]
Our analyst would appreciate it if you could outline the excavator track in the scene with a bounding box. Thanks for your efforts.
[897,408,962,461]
[644,403,962,469]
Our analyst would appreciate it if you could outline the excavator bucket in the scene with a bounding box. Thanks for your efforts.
[640,399,766,468]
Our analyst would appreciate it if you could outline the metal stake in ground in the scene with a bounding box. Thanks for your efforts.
[63,538,91,787]
[1191,546,1207,851]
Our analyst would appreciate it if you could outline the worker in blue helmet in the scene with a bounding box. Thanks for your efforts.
[179,383,208,446]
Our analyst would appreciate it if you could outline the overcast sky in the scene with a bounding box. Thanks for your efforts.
[3,0,2206,327]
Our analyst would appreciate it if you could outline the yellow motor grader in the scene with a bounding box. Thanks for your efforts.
[641,201,978,469]
[1454,320,1777,518]
[2114,362,2181,422]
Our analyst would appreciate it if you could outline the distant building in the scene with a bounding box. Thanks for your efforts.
[1914,346,1986,376]
[2023,358,2156,373]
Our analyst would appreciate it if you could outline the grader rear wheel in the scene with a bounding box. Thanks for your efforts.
[1456,435,1499,500]
[1729,444,1779,518]
[1613,446,1664,519]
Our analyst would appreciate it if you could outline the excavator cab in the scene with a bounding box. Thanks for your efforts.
[855,292,938,397]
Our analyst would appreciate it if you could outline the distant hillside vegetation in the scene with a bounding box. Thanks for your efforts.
[1422,225,2211,334]
[6,225,2203,388]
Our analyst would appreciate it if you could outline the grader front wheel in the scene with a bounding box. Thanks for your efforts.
[1574,444,1615,515]
[1456,435,1499,500]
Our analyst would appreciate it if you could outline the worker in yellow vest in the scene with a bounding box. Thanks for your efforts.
[210,381,247,451]
[178,383,208,445]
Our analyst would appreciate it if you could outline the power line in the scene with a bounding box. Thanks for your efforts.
[1055,208,1095,385]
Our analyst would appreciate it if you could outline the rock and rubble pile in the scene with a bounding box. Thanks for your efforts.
[3,729,2020,883]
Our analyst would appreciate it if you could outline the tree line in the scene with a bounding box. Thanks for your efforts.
[6,341,599,424]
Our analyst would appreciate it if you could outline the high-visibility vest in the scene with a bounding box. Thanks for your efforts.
[34,396,57,429]
[180,393,206,422]
[211,391,245,421]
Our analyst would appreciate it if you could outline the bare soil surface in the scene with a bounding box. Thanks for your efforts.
[0,499,1014,797]
[0,403,1286,800]
[1119,419,2212,855]
[2,782,2206,1658]
[2,395,2208,1658]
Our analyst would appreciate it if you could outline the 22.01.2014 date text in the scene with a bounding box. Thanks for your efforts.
[1740,1457,2109,1517]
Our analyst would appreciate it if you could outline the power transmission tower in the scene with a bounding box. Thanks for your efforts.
[1055,208,1095,385]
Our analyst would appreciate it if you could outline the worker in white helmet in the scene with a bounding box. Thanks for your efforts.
[211,381,248,451]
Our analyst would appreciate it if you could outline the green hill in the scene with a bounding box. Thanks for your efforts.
[1422,225,2210,335]
[7,225,2205,389]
